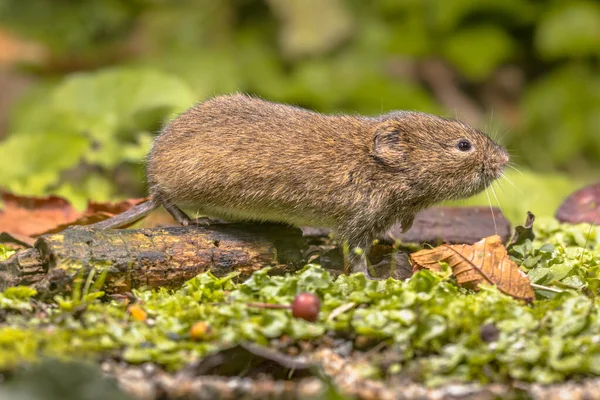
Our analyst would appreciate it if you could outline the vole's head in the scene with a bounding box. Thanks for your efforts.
[371,111,509,203]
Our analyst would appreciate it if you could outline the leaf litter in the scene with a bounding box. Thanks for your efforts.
[411,234,535,302]
[0,192,149,246]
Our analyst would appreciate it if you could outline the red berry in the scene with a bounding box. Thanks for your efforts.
[291,292,321,322]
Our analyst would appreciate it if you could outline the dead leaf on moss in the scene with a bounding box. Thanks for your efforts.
[410,235,535,302]
[0,192,149,246]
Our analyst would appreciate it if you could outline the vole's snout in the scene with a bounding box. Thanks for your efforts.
[488,146,509,179]
[499,147,510,166]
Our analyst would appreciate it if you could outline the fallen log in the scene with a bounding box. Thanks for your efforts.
[386,206,511,245]
[0,206,511,295]
[302,206,511,245]
[0,224,307,296]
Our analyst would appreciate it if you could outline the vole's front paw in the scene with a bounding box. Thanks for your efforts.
[350,258,382,280]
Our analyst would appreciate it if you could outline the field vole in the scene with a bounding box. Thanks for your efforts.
[93,94,509,275]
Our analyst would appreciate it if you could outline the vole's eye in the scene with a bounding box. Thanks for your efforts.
[456,139,472,152]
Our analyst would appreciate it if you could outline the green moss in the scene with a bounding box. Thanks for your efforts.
[0,219,599,385]
[0,245,16,262]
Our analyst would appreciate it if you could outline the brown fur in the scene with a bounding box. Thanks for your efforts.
[144,94,508,273]
[93,94,509,274]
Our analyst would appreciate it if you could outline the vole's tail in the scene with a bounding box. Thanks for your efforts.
[88,199,158,230]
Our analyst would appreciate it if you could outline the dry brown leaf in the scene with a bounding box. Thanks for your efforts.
[0,193,150,245]
[0,29,48,66]
[44,197,151,235]
[410,235,534,302]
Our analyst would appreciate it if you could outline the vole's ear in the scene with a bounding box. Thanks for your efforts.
[371,121,407,170]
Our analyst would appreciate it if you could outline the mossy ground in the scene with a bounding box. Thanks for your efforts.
[0,218,599,387]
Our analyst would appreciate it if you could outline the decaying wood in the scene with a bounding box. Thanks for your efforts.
[302,207,512,245]
[385,206,512,245]
[0,224,306,295]
[0,206,511,295]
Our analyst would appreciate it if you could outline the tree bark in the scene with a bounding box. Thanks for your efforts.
[0,206,511,296]
[0,223,306,296]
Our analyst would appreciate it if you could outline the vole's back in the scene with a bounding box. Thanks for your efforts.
[147,94,377,228]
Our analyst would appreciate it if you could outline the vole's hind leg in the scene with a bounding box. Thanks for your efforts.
[163,202,192,226]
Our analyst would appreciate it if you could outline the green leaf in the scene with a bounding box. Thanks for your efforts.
[416,314,447,345]
[539,244,555,253]
[3,287,37,300]
[528,267,549,284]
[296,264,334,292]
[0,131,89,195]
[4,67,195,199]
[443,25,515,80]
[519,65,600,168]
[0,0,140,54]
[267,0,354,59]
[429,0,538,32]
[11,68,194,153]
[536,1,600,59]
[550,295,591,337]
[547,263,575,282]
[259,311,288,338]
[0,246,17,262]
[50,68,194,134]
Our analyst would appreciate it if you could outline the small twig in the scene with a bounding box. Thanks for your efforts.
[530,283,564,294]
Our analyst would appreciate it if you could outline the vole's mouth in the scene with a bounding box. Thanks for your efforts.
[482,147,510,183]
[480,168,503,185]
[478,165,505,190]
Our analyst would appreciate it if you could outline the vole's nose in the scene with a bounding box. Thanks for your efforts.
[497,147,509,166]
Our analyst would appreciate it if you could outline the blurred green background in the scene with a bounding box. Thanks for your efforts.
[0,0,599,223]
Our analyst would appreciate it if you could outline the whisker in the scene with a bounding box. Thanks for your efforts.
[500,172,515,185]
[489,182,503,217]
[492,128,501,143]
[495,180,507,195]
[579,214,598,263]
[506,164,523,175]
[496,129,510,144]
[486,110,497,141]
[485,185,498,234]
[500,172,524,194]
